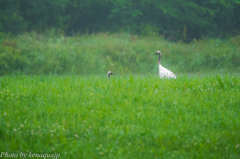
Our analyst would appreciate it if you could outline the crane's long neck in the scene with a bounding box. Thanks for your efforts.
[158,54,161,65]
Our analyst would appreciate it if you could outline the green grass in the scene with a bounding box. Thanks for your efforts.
[1,32,240,75]
[0,75,240,158]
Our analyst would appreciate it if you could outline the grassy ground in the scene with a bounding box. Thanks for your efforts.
[0,75,239,158]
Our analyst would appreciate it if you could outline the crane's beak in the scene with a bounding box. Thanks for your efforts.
[153,53,158,56]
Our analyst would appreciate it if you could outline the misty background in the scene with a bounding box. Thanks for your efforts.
[0,0,240,75]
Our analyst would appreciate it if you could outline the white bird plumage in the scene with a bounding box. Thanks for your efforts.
[154,51,176,79]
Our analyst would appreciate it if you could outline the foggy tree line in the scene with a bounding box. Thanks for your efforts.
[1,0,240,40]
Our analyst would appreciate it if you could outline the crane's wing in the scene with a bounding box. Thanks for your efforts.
[159,65,176,79]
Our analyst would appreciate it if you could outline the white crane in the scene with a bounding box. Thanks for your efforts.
[154,50,176,79]
[107,71,114,79]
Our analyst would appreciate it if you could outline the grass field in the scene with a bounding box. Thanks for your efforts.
[1,32,240,75]
[0,75,239,158]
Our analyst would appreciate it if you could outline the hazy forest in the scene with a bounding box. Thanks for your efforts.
[1,1,240,159]
[1,0,240,38]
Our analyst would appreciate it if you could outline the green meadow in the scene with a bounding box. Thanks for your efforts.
[1,32,240,75]
[0,75,240,158]
[0,32,240,158]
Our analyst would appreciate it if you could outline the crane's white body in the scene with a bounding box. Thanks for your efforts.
[159,64,176,79]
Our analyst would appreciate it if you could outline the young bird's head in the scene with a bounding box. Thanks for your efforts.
[107,71,114,79]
